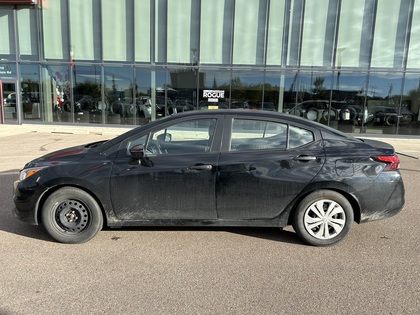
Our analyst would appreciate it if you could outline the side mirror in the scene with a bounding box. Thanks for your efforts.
[157,133,172,142]
[129,144,145,160]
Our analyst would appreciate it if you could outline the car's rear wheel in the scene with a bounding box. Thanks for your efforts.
[292,190,354,246]
[41,187,103,244]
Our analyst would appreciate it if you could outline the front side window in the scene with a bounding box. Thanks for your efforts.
[150,119,216,154]
[128,119,217,156]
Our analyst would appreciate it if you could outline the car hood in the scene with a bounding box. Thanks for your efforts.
[23,142,103,168]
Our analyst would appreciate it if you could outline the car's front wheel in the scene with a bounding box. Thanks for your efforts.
[41,187,103,244]
[292,190,354,246]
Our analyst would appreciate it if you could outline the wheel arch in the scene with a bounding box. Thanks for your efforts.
[284,184,362,226]
[36,183,108,228]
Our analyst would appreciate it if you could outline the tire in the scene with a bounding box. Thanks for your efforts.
[339,106,357,120]
[399,114,413,125]
[80,99,93,111]
[385,115,398,126]
[127,105,137,116]
[289,108,303,117]
[111,103,123,116]
[292,190,354,246]
[41,187,103,244]
[320,109,338,123]
[305,108,319,121]
[374,112,384,125]
[62,101,72,112]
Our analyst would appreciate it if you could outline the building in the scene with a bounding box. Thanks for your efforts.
[1,0,420,135]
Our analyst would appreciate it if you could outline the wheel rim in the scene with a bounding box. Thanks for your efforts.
[303,199,346,240]
[55,200,90,233]
[306,110,318,121]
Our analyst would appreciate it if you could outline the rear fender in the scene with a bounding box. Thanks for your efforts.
[280,181,362,226]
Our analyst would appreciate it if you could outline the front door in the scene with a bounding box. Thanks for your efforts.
[110,118,219,221]
[1,80,18,123]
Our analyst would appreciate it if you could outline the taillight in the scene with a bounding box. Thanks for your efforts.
[372,155,400,171]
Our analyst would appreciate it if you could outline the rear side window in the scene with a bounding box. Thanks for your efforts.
[230,119,314,151]
[230,119,287,151]
[289,125,314,148]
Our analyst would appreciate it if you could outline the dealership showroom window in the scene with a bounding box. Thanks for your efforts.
[1,0,420,136]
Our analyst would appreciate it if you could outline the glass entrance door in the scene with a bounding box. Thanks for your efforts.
[1,80,18,123]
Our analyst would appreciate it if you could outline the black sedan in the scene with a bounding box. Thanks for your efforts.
[13,110,405,246]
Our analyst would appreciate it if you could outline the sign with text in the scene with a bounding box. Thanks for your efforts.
[0,65,13,76]
[203,90,224,102]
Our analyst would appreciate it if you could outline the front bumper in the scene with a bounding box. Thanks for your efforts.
[13,179,47,225]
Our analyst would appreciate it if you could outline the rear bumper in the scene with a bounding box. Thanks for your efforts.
[360,173,405,223]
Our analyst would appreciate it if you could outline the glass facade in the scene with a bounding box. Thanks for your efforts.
[1,0,420,135]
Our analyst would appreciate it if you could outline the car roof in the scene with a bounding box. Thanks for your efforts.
[107,109,354,146]
[165,109,317,125]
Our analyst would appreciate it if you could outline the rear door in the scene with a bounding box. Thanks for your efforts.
[216,117,325,220]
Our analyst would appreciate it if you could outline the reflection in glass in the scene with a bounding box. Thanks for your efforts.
[262,71,282,112]
[403,74,420,130]
[134,68,152,123]
[367,73,404,134]
[21,64,40,121]
[297,71,333,102]
[154,69,170,117]
[331,72,369,132]
[167,67,198,112]
[199,69,231,109]
[276,71,300,111]
[104,66,134,125]
[230,70,264,110]
[40,65,70,123]
[71,65,101,123]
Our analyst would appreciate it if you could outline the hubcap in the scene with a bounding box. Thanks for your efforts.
[304,199,346,240]
[55,200,89,232]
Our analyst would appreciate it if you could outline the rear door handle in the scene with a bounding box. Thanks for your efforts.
[188,164,213,171]
[293,155,317,162]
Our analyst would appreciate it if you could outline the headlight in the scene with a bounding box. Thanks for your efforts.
[19,167,47,181]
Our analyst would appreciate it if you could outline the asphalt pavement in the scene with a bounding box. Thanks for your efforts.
[0,123,419,315]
